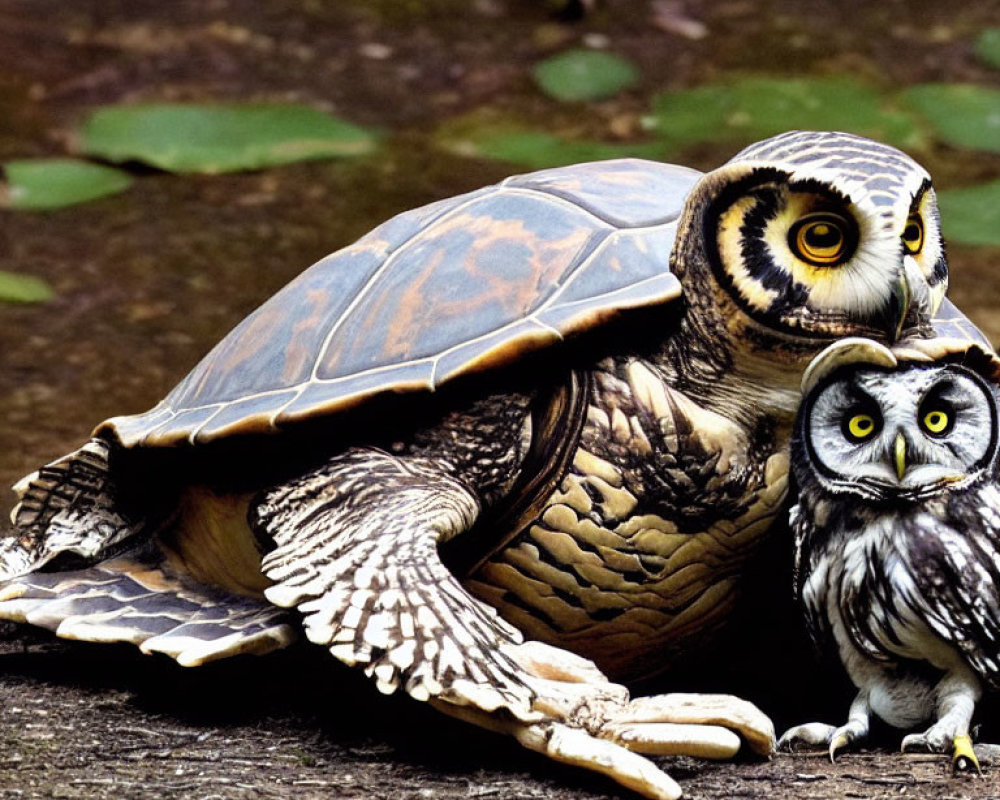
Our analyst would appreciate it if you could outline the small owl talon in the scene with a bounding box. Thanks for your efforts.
[952,734,982,775]
[777,720,865,760]
[902,730,949,754]
[777,722,837,752]
[829,732,851,762]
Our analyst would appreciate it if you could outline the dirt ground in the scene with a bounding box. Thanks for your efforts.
[4,1,1000,799]
[4,627,1000,800]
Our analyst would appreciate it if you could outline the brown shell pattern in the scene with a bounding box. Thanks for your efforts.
[101,159,703,447]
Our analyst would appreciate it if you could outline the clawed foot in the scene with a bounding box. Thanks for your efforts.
[432,640,776,800]
[779,719,867,761]
[902,728,983,775]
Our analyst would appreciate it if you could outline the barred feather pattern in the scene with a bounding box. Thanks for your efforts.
[252,447,534,714]
[0,545,297,666]
[1,438,149,580]
[898,492,1000,687]
[792,485,1000,690]
[731,130,929,215]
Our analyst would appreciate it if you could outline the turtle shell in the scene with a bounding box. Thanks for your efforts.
[100,159,702,448]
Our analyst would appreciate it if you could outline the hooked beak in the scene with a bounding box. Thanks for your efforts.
[894,431,907,481]
[885,256,930,342]
[888,273,910,343]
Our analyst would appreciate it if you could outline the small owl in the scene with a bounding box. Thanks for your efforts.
[780,360,1000,771]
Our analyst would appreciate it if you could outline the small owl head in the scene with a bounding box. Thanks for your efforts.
[794,363,1000,502]
[673,131,946,343]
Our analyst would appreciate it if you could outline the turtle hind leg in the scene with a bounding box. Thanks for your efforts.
[2,437,157,579]
[251,447,532,711]
[0,537,297,666]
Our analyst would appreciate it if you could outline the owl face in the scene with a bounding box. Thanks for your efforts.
[694,131,947,341]
[797,364,999,501]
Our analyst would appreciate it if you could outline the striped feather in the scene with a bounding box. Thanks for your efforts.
[253,447,536,715]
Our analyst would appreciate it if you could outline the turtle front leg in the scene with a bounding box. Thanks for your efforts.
[435,639,774,800]
[251,447,774,800]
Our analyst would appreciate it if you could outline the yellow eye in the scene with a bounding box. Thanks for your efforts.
[789,212,855,267]
[923,409,950,435]
[847,413,877,440]
[902,213,924,255]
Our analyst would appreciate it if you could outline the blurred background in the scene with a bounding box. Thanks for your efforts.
[2,2,1000,798]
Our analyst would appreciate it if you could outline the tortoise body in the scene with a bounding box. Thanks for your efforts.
[3,131,997,800]
[79,157,781,679]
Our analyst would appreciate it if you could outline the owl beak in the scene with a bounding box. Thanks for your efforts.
[886,256,931,342]
[894,431,907,481]
[888,273,910,342]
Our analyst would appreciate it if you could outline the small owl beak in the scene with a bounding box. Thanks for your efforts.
[894,431,907,481]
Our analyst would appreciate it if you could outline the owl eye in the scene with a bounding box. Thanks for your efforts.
[922,408,952,436]
[902,213,924,255]
[844,412,879,442]
[789,212,856,267]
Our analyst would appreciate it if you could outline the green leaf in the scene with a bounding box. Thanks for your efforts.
[974,28,1000,71]
[937,181,1000,246]
[644,85,737,147]
[646,76,920,149]
[533,49,639,102]
[2,158,133,210]
[900,84,1000,153]
[79,103,378,174]
[0,270,54,303]
[444,126,663,169]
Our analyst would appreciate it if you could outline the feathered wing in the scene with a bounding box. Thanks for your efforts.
[0,438,152,579]
[789,498,848,660]
[0,437,297,664]
[895,483,1000,687]
[252,447,536,716]
[789,502,824,644]
[0,543,296,665]
[791,496,899,666]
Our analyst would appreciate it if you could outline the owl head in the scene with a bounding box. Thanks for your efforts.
[794,362,1000,503]
[673,130,946,344]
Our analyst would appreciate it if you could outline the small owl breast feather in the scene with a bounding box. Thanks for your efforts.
[781,345,1000,772]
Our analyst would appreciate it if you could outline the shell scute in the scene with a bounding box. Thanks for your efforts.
[504,159,702,228]
[142,406,220,447]
[100,160,700,447]
[543,225,682,311]
[276,360,437,421]
[193,389,301,442]
[314,193,610,382]
[429,319,557,387]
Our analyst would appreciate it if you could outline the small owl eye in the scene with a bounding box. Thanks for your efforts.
[789,212,856,267]
[922,409,951,435]
[845,413,878,441]
[902,213,924,255]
